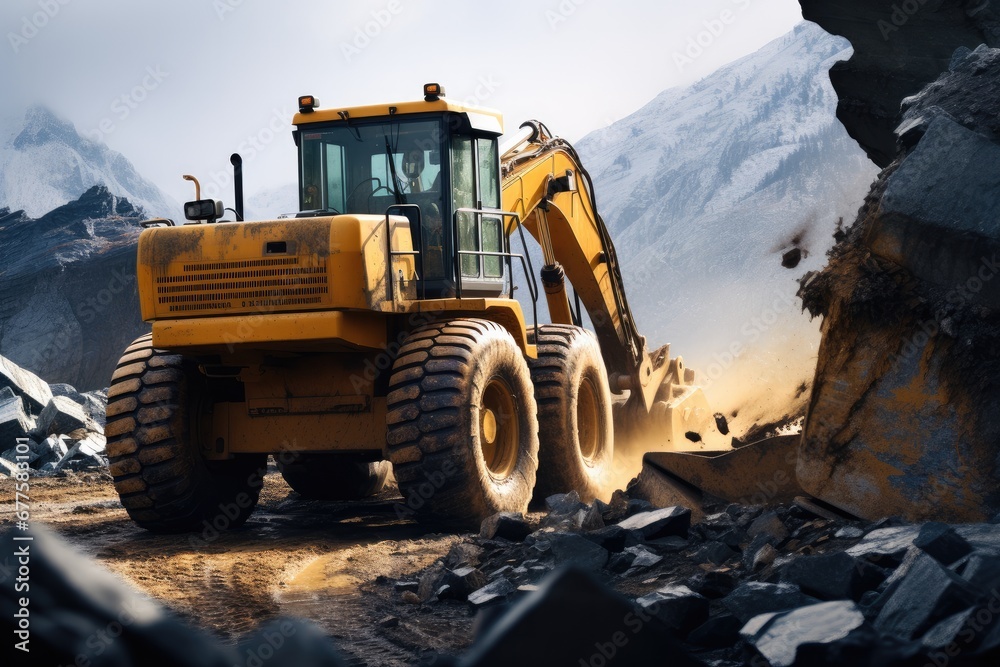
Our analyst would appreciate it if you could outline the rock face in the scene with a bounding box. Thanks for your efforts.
[798,46,1000,522]
[800,0,1000,167]
[0,186,149,390]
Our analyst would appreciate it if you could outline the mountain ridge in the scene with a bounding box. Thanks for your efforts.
[0,105,177,219]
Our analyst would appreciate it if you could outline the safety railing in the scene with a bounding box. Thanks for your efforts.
[453,207,540,341]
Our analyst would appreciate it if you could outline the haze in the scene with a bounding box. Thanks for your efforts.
[1,0,802,209]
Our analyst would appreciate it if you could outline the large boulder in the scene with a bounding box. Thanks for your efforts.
[798,46,1000,522]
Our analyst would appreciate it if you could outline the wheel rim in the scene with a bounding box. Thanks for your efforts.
[577,376,602,465]
[480,376,519,480]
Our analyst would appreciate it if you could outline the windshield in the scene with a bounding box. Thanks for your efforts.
[299,118,444,214]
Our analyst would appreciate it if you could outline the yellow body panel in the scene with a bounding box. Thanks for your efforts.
[138,214,416,323]
[294,97,503,130]
[152,309,388,352]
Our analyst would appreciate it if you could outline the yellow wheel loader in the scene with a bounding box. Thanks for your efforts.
[105,85,730,532]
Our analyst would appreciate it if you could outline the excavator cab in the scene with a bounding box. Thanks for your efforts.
[295,90,507,299]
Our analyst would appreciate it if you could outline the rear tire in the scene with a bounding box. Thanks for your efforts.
[278,455,390,500]
[529,325,614,501]
[105,334,267,533]
[386,319,539,529]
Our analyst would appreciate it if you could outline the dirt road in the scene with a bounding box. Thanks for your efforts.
[0,466,477,665]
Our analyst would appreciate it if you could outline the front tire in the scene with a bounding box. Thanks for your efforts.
[386,319,539,529]
[529,325,614,501]
[278,455,390,500]
[105,334,266,533]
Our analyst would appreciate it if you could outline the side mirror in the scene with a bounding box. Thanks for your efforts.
[184,199,224,223]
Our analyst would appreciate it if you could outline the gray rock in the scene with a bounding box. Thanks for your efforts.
[583,525,642,553]
[616,506,691,540]
[1,441,38,466]
[688,612,742,649]
[76,432,107,457]
[781,551,887,602]
[747,511,789,544]
[875,552,978,639]
[36,395,94,437]
[81,389,107,428]
[544,491,585,515]
[480,512,532,542]
[914,522,973,566]
[394,580,419,594]
[690,541,737,566]
[546,533,608,571]
[438,566,487,601]
[958,550,1000,590]
[686,570,738,599]
[835,526,865,540]
[32,435,70,467]
[847,526,920,566]
[740,601,868,667]
[871,118,1000,307]
[623,545,662,569]
[919,608,976,649]
[0,456,20,477]
[599,490,630,523]
[468,577,516,607]
[722,582,820,624]
[635,584,709,635]
[0,394,35,444]
[607,551,636,575]
[626,499,654,516]
[50,383,85,403]
[0,354,52,414]
[52,441,83,473]
[645,535,690,553]
[457,568,703,666]
[749,542,778,573]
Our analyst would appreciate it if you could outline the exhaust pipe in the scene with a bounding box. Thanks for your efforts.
[230,153,244,221]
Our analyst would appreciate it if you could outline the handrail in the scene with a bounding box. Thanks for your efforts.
[384,205,425,302]
[453,207,539,342]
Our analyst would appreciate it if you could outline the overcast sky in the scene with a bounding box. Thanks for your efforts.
[1,0,804,209]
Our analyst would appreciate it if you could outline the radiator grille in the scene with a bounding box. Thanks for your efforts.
[156,256,330,314]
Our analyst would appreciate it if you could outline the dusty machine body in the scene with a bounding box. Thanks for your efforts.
[106,85,729,531]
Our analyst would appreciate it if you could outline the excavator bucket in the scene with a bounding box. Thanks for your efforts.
[614,383,731,454]
[630,435,804,520]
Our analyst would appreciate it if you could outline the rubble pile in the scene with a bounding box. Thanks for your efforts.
[0,353,108,476]
[382,492,1000,666]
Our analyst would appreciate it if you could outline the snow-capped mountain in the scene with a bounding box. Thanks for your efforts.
[575,22,879,430]
[246,182,298,220]
[0,105,177,219]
